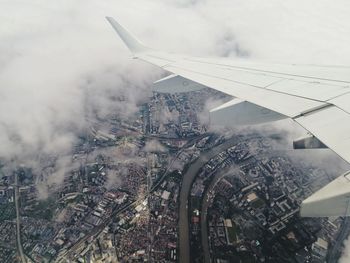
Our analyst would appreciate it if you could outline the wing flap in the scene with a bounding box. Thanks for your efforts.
[295,106,350,163]
[301,172,350,217]
[210,98,286,126]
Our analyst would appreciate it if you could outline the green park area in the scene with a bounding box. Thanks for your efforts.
[227,222,239,243]
[0,203,16,221]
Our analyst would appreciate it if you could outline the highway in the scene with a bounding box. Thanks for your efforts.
[201,170,233,263]
[14,173,27,263]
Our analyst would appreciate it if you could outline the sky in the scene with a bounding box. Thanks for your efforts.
[2,0,350,260]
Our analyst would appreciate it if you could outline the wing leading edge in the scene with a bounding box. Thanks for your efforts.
[106,17,350,217]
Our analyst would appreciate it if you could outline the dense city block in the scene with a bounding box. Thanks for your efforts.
[0,90,349,262]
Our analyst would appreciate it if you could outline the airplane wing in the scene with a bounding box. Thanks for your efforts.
[106,17,350,217]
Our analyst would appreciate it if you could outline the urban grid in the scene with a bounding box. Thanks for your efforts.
[0,89,348,263]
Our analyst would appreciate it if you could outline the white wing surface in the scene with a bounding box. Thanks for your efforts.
[106,17,350,217]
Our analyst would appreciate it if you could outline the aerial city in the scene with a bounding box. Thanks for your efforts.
[2,1,350,263]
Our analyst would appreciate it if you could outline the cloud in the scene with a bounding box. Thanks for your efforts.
[2,0,350,162]
[143,140,167,153]
[197,94,231,127]
[0,1,163,167]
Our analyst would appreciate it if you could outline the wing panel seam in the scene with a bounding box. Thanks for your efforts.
[166,64,327,104]
[186,58,350,84]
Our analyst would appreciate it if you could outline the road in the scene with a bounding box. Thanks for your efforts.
[57,135,206,262]
[201,169,234,263]
[150,134,209,193]
[57,201,138,262]
[14,173,27,263]
[327,217,350,263]
[178,137,241,263]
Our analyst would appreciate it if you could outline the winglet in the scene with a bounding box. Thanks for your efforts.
[105,16,149,54]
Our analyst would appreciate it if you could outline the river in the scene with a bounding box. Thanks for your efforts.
[178,137,242,263]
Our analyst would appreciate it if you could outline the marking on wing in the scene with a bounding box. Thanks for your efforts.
[265,79,350,102]
[163,64,326,118]
[186,58,350,84]
[160,57,350,103]
[164,63,330,105]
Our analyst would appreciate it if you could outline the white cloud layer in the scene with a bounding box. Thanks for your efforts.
[1,0,350,259]
[2,0,350,160]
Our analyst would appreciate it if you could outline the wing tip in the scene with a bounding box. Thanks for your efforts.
[106,16,148,54]
[105,16,114,23]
